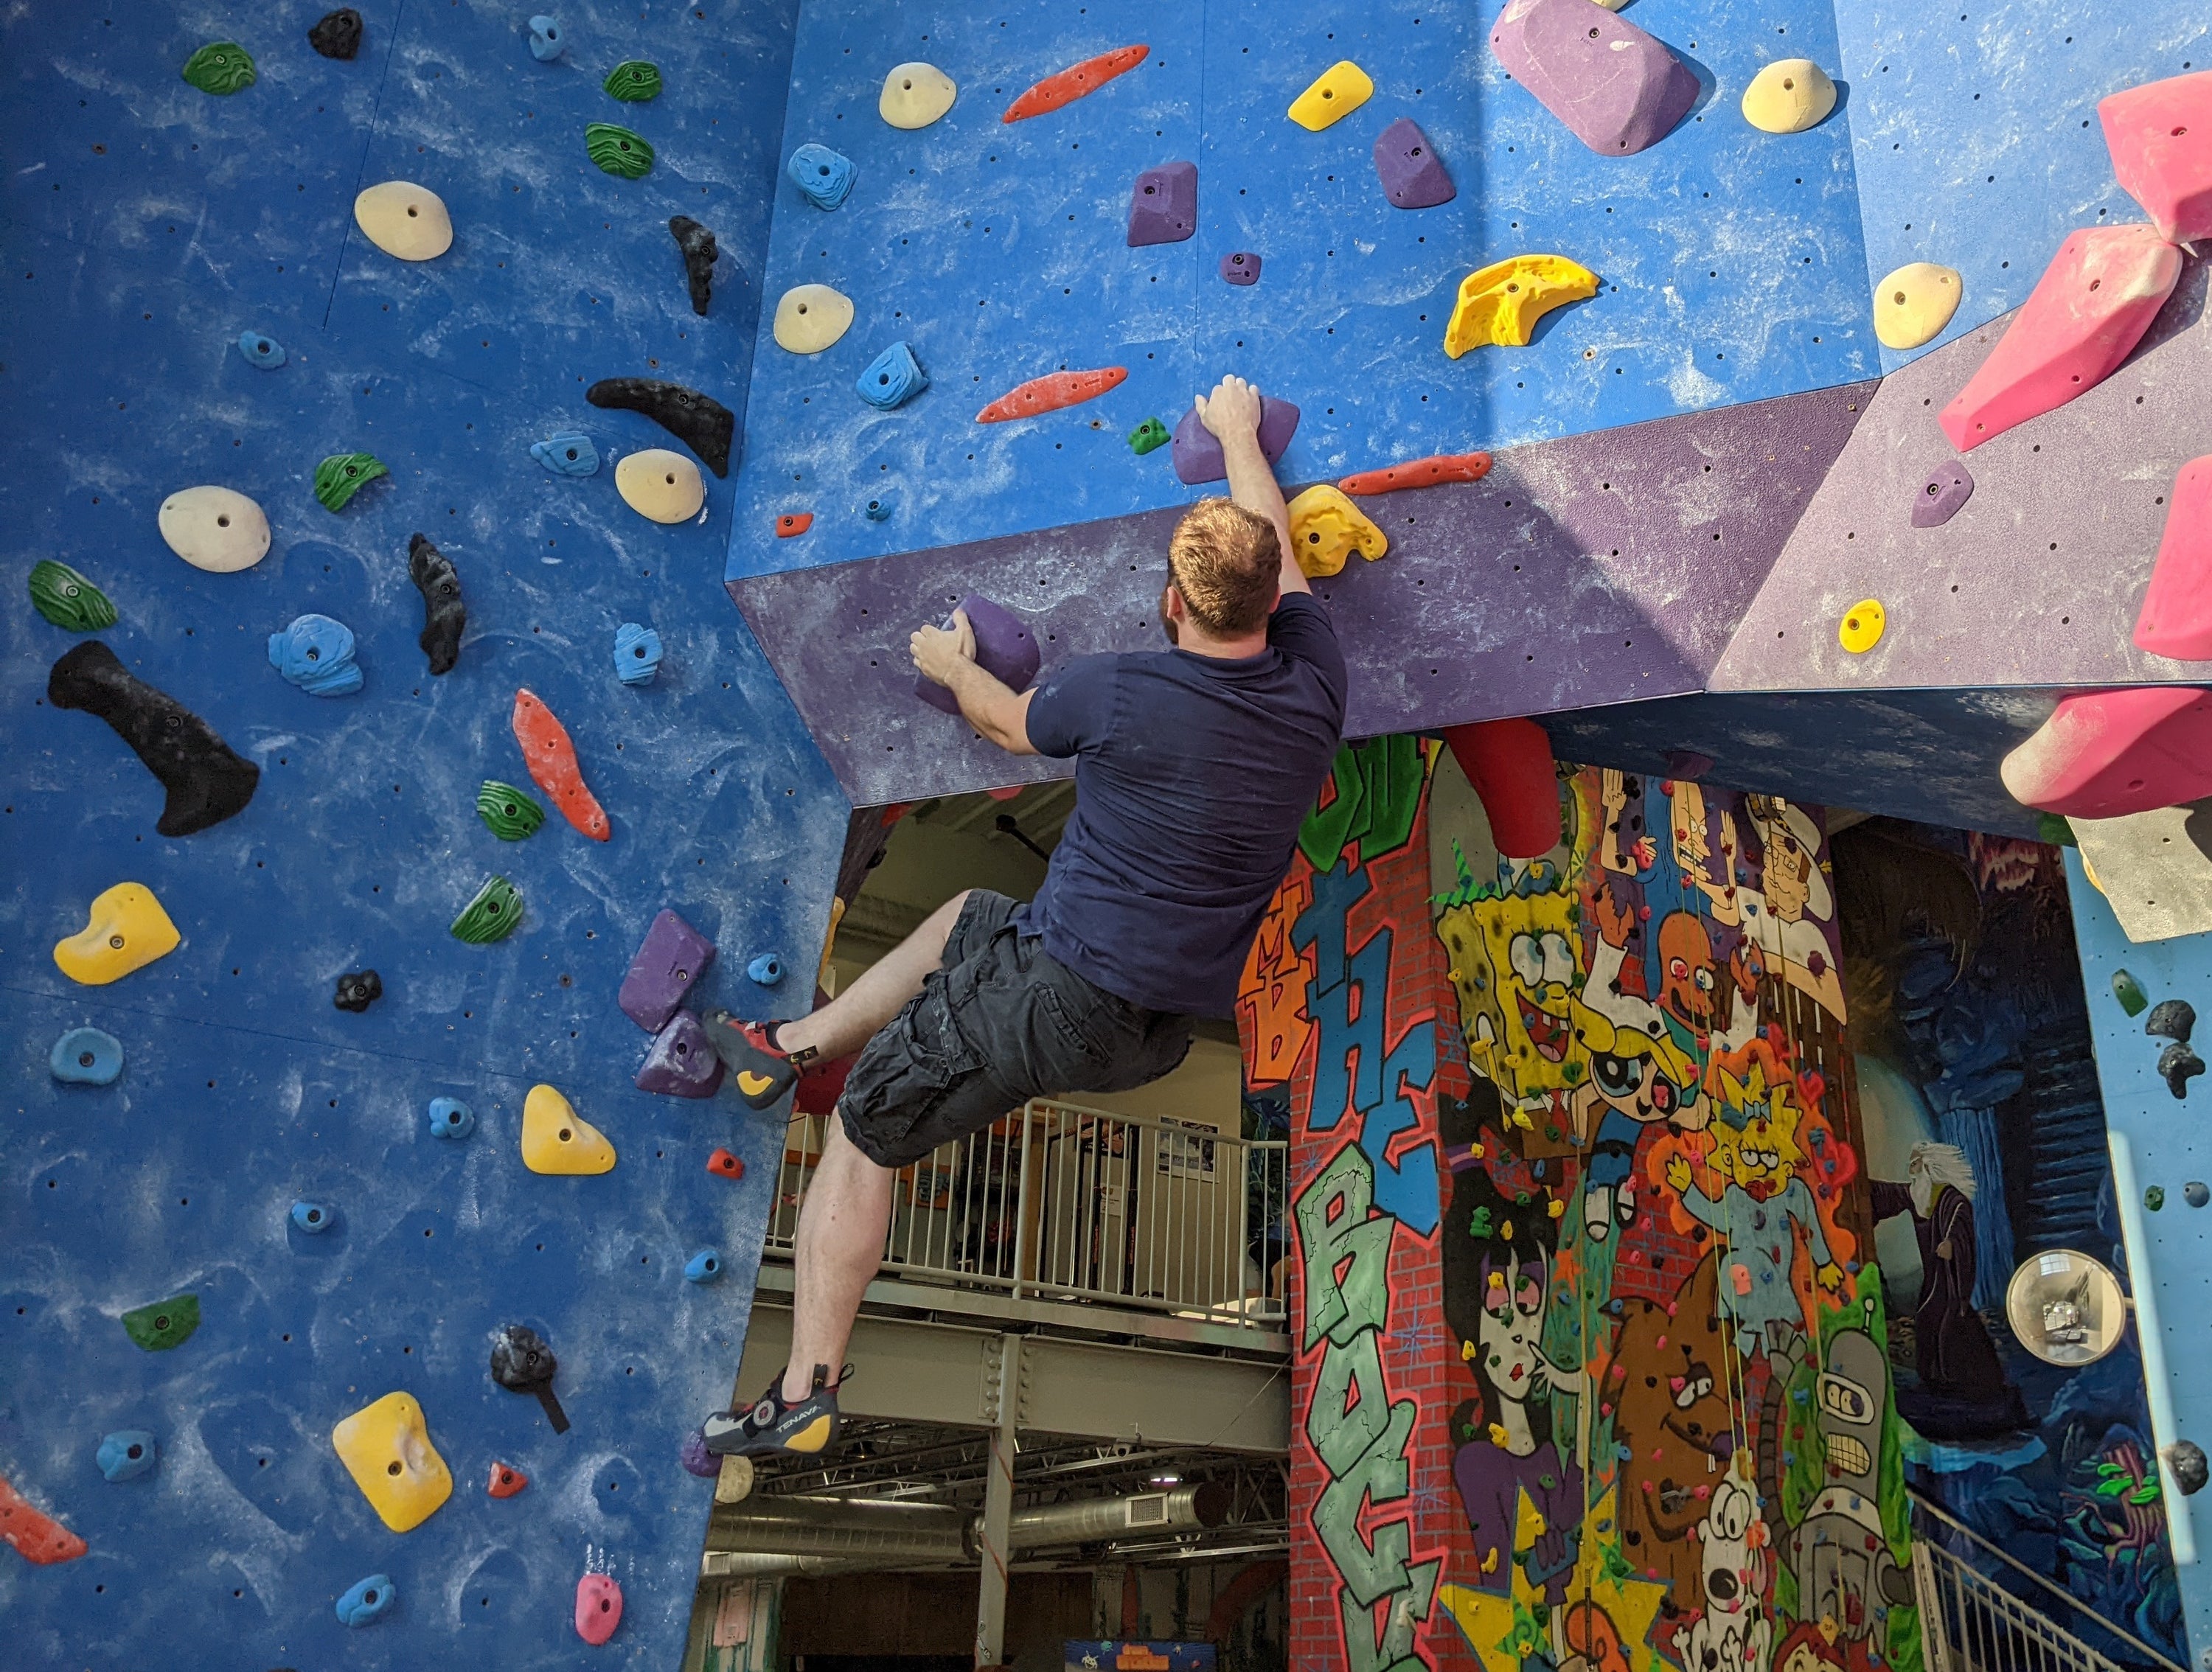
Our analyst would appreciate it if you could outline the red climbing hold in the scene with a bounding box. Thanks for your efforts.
[776,512,813,538]
[1339,452,1493,496]
[0,1474,88,1565]
[975,366,1128,424]
[487,1461,529,1498]
[706,1148,745,1180]
[1441,717,1562,859]
[1002,44,1148,123]
[2133,456,2212,661]
[2000,686,2212,818]
[2100,70,2212,245]
[513,689,611,842]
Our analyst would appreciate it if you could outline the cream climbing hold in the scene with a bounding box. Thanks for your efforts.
[521,1083,616,1175]
[880,62,956,129]
[1873,262,1962,350]
[1444,254,1598,356]
[157,486,270,574]
[773,284,854,354]
[1286,486,1388,578]
[1740,59,1837,133]
[1837,598,1886,654]
[55,883,181,986]
[614,448,704,523]
[331,1392,453,1533]
[352,181,453,262]
[1288,60,1374,132]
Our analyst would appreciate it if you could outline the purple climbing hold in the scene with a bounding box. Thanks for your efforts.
[1910,460,1975,529]
[1220,251,1261,286]
[635,1011,726,1098]
[680,1427,719,1478]
[1489,0,1699,158]
[618,909,715,1034]
[1374,118,1454,209]
[1170,398,1301,487]
[1127,160,1197,247]
[917,596,1041,717]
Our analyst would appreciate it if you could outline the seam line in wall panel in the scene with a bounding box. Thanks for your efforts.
[325,0,409,330]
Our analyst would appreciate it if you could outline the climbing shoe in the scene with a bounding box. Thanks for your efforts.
[702,1011,813,1111]
[700,1364,844,1458]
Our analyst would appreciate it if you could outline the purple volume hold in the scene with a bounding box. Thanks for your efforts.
[1220,251,1261,285]
[1489,0,1698,158]
[618,908,716,1034]
[635,1011,726,1098]
[917,595,1042,715]
[1910,460,1975,529]
[1171,398,1301,487]
[1127,160,1197,247]
[1374,118,1455,209]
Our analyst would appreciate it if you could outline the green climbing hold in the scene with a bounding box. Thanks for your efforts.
[603,60,662,101]
[122,1293,201,1352]
[313,452,389,512]
[182,42,257,96]
[586,122,655,178]
[451,876,524,944]
[1129,417,1171,455]
[2146,1185,2166,1211]
[29,560,118,632]
[2113,969,2150,1017]
[2037,812,2078,848]
[476,780,546,840]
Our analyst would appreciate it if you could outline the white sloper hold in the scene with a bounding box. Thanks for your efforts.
[158,486,271,573]
[773,284,855,354]
[880,62,956,129]
[1740,58,1837,134]
[354,180,454,261]
[615,448,704,523]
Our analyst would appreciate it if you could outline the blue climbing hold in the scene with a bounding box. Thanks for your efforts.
[530,431,599,477]
[526,14,563,61]
[613,622,662,686]
[863,491,897,522]
[337,1573,396,1627]
[267,613,364,697]
[1615,1443,1633,1462]
[748,952,784,986]
[684,1248,723,1283]
[428,1096,475,1140]
[50,1025,123,1085]
[787,143,856,211]
[237,330,285,369]
[97,1429,159,1482]
[291,1199,335,1234]
[855,341,928,411]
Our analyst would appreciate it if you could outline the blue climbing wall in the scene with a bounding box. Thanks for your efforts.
[0,2,841,1666]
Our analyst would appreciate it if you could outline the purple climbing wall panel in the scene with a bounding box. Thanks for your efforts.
[731,382,1870,807]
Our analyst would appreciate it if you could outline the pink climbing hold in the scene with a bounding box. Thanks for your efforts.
[1489,0,1698,159]
[2000,686,2212,818]
[2134,456,2212,661]
[1441,717,1561,859]
[2100,69,2212,245]
[1938,225,2182,453]
[575,1572,623,1645]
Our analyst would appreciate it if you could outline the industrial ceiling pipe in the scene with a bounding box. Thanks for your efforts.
[704,1483,1231,1563]
[1004,1482,1231,1550]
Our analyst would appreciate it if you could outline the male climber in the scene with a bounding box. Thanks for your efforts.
[697,375,1347,1460]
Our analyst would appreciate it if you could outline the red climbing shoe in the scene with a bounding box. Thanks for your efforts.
[701,1011,810,1111]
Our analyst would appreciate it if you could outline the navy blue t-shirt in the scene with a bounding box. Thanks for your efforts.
[1017,591,1348,1015]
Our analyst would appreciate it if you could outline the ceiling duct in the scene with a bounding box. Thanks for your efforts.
[705,1481,1231,1565]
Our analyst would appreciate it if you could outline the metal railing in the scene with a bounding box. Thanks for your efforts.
[765,1099,1290,1329]
[1909,1491,2188,1672]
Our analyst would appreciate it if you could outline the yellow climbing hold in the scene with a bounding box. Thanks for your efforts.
[1288,60,1374,132]
[521,1083,616,1175]
[1286,485,1388,579]
[1444,254,1598,357]
[880,61,957,130]
[1873,262,1962,350]
[1740,58,1837,133]
[615,447,705,523]
[772,284,855,355]
[332,1391,453,1533]
[352,180,453,262]
[1839,598,1887,654]
[54,882,180,986]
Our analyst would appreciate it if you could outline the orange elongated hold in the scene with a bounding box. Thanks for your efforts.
[775,512,813,538]
[1002,44,1149,122]
[975,366,1128,423]
[0,1474,88,1565]
[1340,451,1494,496]
[512,689,611,842]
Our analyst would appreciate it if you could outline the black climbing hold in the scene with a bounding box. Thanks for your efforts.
[408,533,465,676]
[334,969,383,1013]
[2188,1180,2211,1209]
[2168,1440,2210,1495]
[490,1323,570,1432]
[310,8,363,59]
[2159,1041,2204,1099]
[585,377,734,478]
[669,216,719,316]
[2147,999,2196,1044]
[46,641,260,837]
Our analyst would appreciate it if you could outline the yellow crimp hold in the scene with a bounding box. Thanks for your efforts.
[1444,254,1599,357]
[53,882,181,986]
[1288,60,1374,131]
[331,1391,453,1533]
[1286,485,1388,578]
[521,1082,617,1175]
[1838,597,1887,654]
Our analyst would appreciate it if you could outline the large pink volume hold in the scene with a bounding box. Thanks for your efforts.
[2101,69,2212,245]
[2000,686,2212,818]
[2135,457,2212,661]
[1488,0,1698,158]
[1938,224,2181,453]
